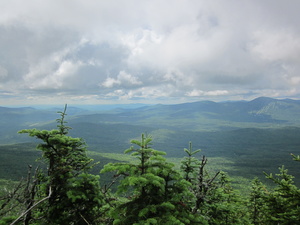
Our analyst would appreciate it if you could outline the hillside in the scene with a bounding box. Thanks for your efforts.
[1,97,300,184]
[1,126,300,185]
[66,97,300,131]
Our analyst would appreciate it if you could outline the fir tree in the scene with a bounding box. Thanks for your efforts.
[180,142,250,224]
[101,134,205,224]
[249,164,300,225]
[15,105,103,224]
[264,166,300,224]
[249,178,269,225]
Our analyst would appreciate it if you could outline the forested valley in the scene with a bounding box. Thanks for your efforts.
[1,98,300,224]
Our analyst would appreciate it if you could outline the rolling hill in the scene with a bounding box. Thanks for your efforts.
[66,97,300,131]
[1,97,300,184]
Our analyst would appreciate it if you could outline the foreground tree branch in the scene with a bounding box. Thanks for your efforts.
[10,186,52,225]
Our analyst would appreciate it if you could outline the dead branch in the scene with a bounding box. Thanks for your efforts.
[10,186,52,225]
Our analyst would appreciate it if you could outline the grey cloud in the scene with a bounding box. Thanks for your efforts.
[1,0,300,104]
[0,22,131,96]
[0,26,30,82]
[0,24,80,85]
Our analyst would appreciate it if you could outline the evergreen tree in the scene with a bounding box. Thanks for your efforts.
[101,134,205,225]
[249,165,300,225]
[180,143,250,224]
[264,166,300,224]
[180,142,201,184]
[249,178,269,225]
[205,172,250,225]
[15,105,103,224]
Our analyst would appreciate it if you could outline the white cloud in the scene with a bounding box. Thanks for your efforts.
[251,30,300,62]
[1,0,300,104]
[24,58,82,90]
[101,71,142,88]
[186,89,229,97]
[101,77,120,89]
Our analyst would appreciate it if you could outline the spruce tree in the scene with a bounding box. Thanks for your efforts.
[180,142,201,184]
[180,143,250,224]
[249,164,300,225]
[249,178,269,225]
[264,166,300,224]
[101,134,205,224]
[16,105,103,224]
[205,172,250,225]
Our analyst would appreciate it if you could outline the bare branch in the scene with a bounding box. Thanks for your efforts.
[10,186,52,225]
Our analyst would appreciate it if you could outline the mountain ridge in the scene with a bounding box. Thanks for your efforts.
[1,97,300,144]
[66,97,300,131]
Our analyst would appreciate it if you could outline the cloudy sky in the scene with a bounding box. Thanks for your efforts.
[1,0,300,105]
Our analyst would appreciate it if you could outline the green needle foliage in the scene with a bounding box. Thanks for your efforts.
[266,166,300,224]
[15,105,103,225]
[181,142,251,224]
[249,178,270,225]
[180,142,201,183]
[249,164,300,225]
[291,153,300,161]
[101,134,204,224]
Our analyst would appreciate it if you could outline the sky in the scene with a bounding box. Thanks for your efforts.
[1,0,300,105]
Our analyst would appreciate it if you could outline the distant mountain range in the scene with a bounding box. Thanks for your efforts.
[1,97,300,184]
[1,97,300,144]
[66,96,300,131]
